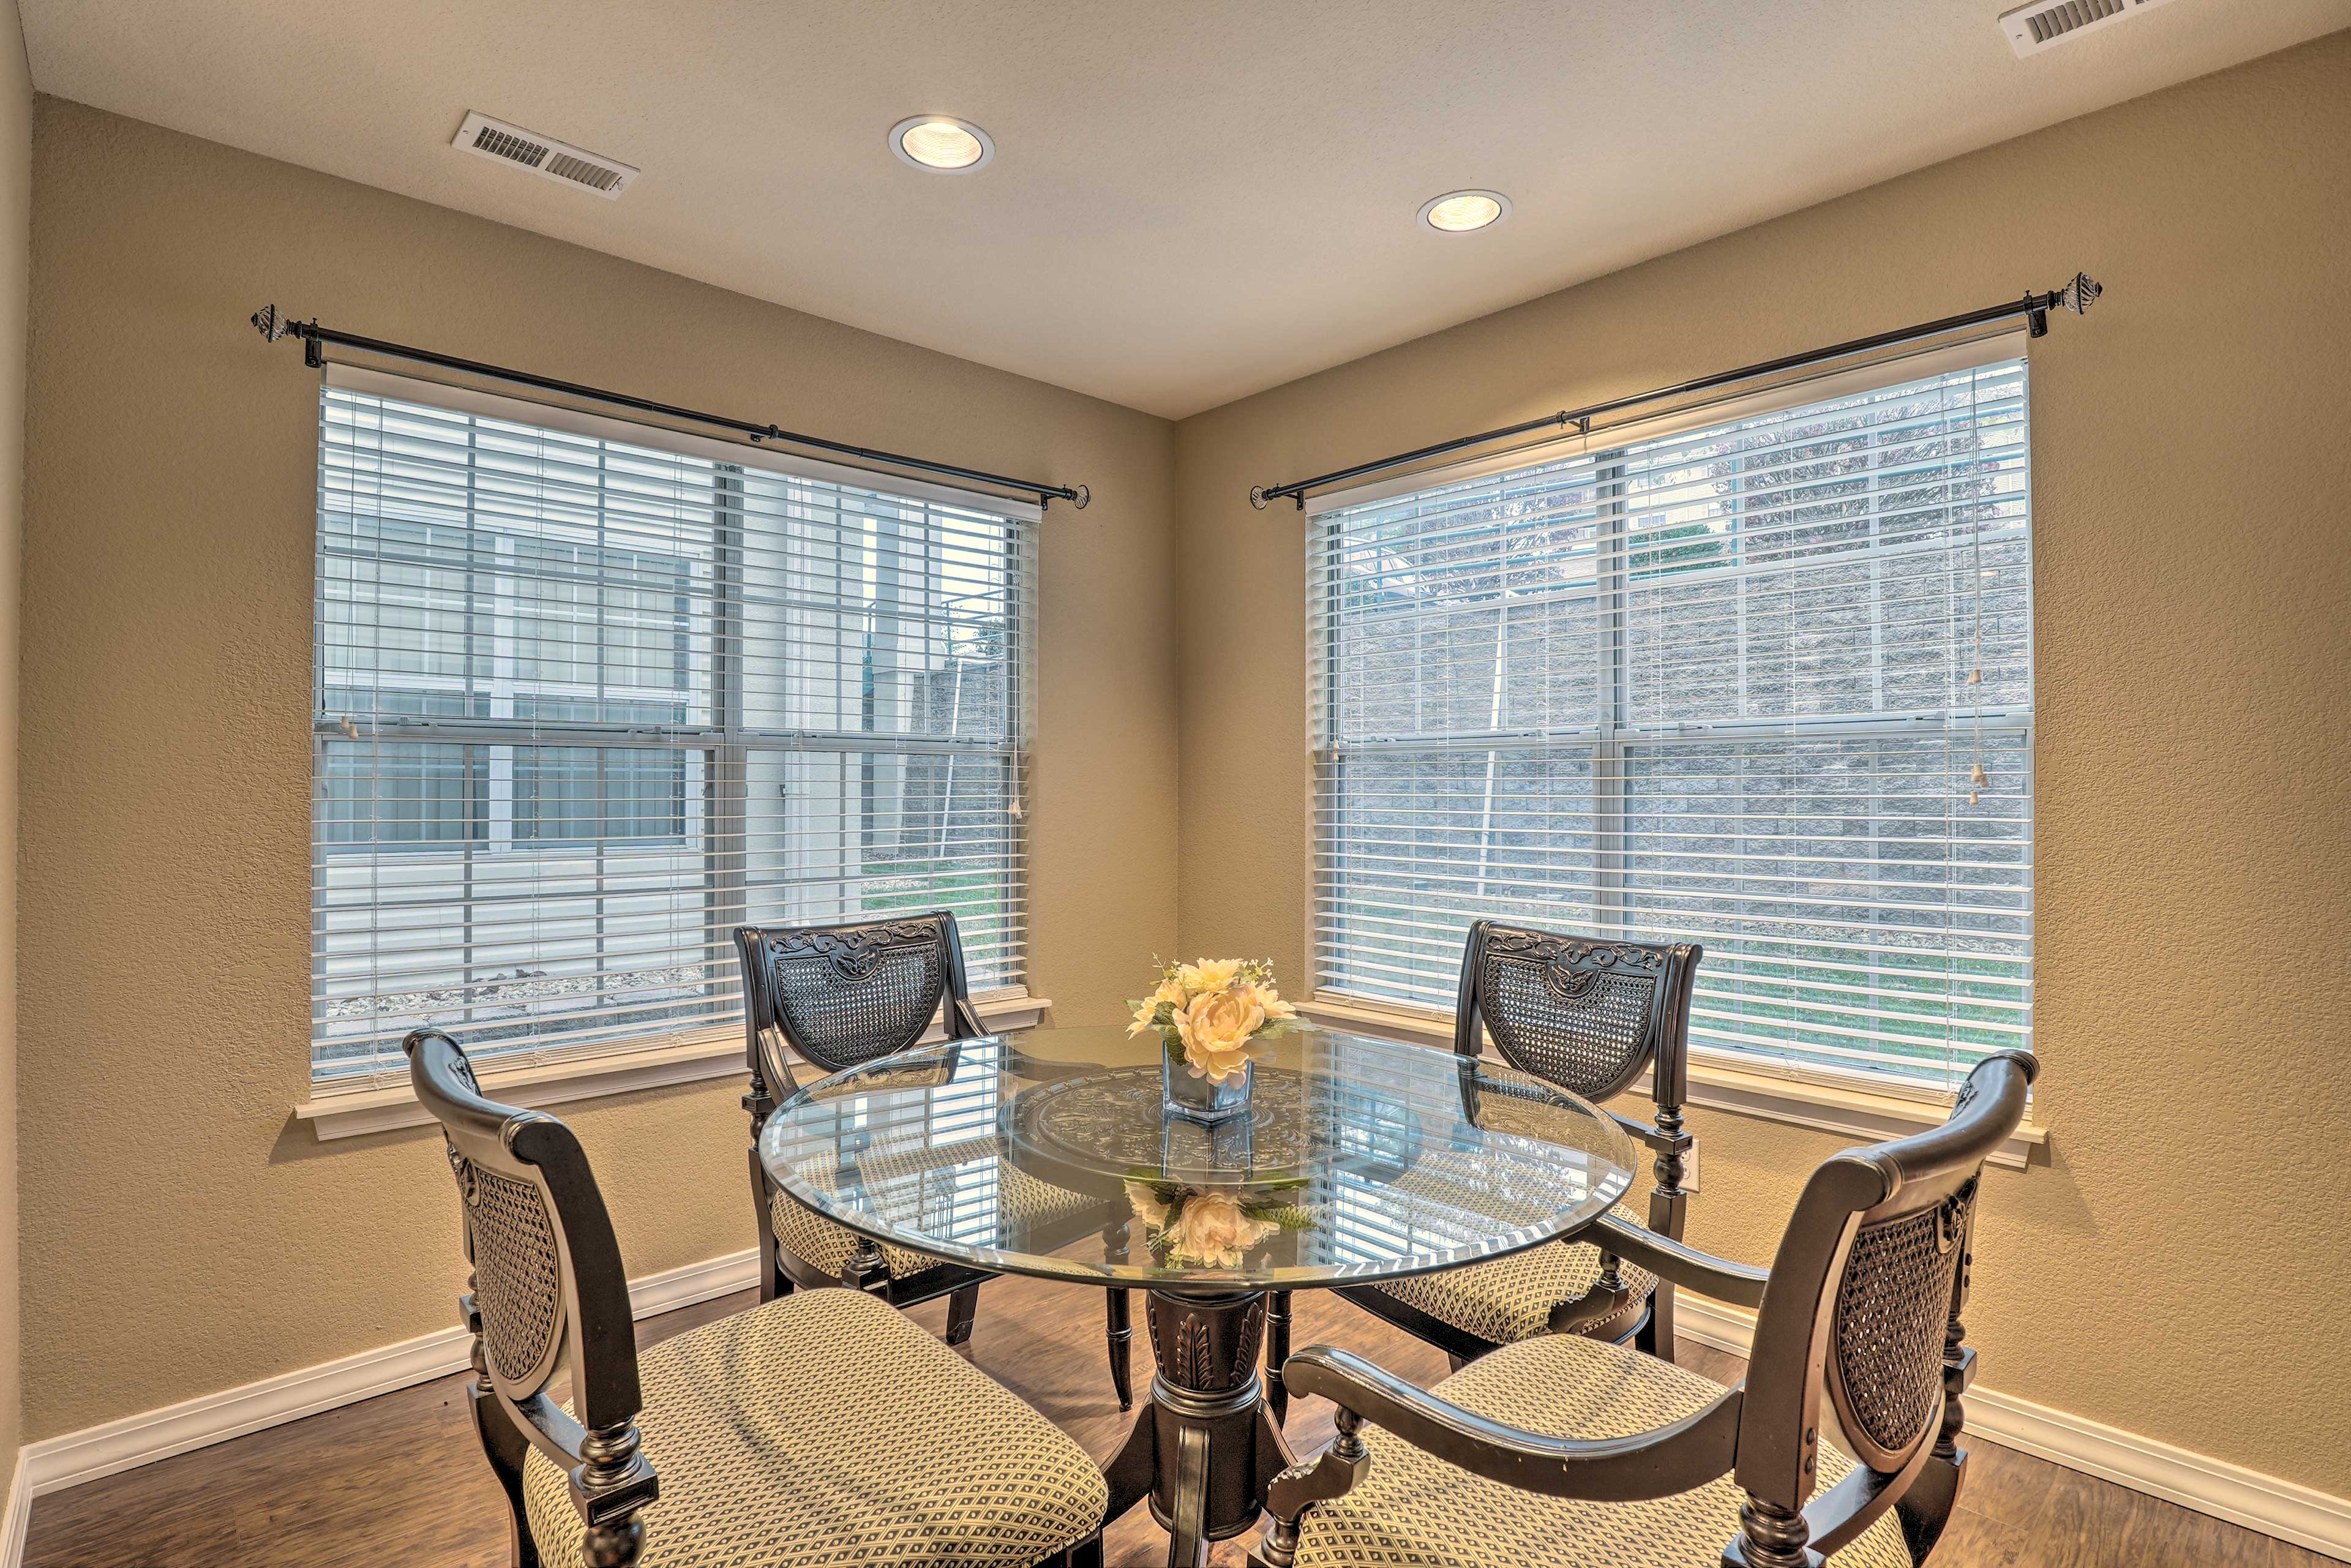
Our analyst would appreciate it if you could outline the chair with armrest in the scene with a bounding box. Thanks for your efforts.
[1256,1049,2036,1568]
[738,913,1135,1408]
[1325,921,1702,1381]
[406,1026,1107,1568]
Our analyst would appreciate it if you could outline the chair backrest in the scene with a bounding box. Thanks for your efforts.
[407,1028,643,1438]
[1453,920,1701,1108]
[735,912,981,1085]
[1736,1050,2037,1523]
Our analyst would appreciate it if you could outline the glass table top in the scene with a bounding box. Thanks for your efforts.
[757,1022,1637,1290]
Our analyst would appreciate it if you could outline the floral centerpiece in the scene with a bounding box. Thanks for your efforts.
[1124,1177,1316,1269]
[1130,958,1299,1121]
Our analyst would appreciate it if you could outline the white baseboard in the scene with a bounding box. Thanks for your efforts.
[0,1454,29,1568]
[15,1248,760,1507]
[1673,1295,2351,1562]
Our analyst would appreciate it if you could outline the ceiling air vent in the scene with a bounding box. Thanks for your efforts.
[1998,0,2181,56]
[451,111,638,199]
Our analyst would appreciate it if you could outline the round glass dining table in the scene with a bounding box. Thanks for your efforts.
[757,1021,1637,1567]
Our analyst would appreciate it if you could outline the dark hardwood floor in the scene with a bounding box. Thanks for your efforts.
[24,1278,2323,1567]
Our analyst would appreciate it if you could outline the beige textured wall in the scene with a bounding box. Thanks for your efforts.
[0,0,26,1514]
[1172,33,2351,1495]
[17,98,1179,1442]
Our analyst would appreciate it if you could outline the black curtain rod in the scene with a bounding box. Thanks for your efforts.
[1248,272,2102,511]
[250,304,1090,511]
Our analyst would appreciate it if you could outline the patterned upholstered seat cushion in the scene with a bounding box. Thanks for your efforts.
[770,1190,953,1281]
[1292,1332,1910,1568]
[1368,1204,1659,1345]
[523,1288,1106,1567]
[770,1146,1101,1283]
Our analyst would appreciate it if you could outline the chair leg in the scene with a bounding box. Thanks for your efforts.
[1636,1281,1676,1360]
[1264,1289,1292,1427]
[468,1364,542,1568]
[944,1281,982,1357]
[750,1152,786,1304]
[1446,1351,1468,1375]
[1105,1288,1134,1411]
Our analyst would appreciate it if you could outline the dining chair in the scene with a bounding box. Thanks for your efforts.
[1327,920,1702,1374]
[1257,1048,2036,1568]
[406,1027,1108,1568]
[738,913,1136,1408]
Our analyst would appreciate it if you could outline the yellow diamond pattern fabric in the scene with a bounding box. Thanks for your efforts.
[770,1138,1101,1284]
[523,1288,1106,1567]
[770,1190,951,1281]
[1292,1332,1911,1568]
[1370,1204,1658,1344]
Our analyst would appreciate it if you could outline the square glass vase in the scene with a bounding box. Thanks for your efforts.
[1163,1049,1252,1123]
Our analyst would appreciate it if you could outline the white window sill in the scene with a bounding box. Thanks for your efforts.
[295,992,1052,1142]
[1299,993,2047,1171]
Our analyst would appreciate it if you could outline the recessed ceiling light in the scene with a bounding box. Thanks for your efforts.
[890,114,995,173]
[1419,190,1510,233]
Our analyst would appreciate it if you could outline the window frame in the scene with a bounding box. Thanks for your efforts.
[1303,334,2036,1105]
[306,366,1039,1095]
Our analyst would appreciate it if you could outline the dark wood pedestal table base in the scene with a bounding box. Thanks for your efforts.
[758,1022,1638,1568]
[1099,1291,1299,1564]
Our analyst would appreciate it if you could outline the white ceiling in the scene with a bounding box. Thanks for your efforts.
[21,1,2347,418]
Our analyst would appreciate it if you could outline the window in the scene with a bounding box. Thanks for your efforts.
[312,377,1030,1086]
[1310,347,2031,1095]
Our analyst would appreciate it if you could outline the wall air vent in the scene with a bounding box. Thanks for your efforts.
[451,111,638,199]
[1998,0,2181,56]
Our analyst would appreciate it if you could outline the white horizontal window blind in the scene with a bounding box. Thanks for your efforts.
[1311,351,2031,1094]
[313,383,1029,1087]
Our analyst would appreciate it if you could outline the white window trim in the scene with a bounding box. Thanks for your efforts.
[294,989,1051,1141]
[307,367,1038,1092]
[1304,331,2036,1102]
[1299,992,2046,1170]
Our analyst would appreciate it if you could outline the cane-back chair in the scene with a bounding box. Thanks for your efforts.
[406,1027,1108,1568]
[1331,921,1702,1373]
[1256,1049,2035,1568]
[738,913,1135,1407]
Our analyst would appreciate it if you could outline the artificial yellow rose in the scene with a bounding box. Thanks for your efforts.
[1128,978,1188,1035]
[1179,958,1242,994]
[1161,1191,1280,1269]
[1245,980,1299,1024]
[1126,1182,1171,1229]
[1176,986,1264,1083]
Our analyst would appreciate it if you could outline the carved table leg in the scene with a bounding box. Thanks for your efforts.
[1263,1290,1292,1428]
[1106,1289,1136,1411]
[1098,1289,1284,1568]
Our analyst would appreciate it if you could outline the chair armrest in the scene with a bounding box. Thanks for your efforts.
[1602,1107,1693,1155]
[1281,1345,1741,1502]
[1588,1212,1770,1308]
